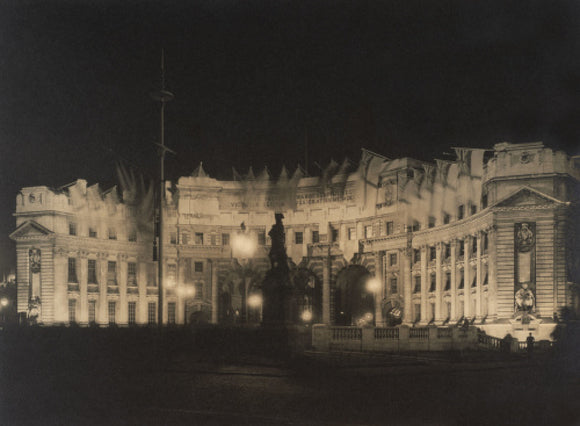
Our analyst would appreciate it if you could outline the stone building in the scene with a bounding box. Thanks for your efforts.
[10,142,580,339]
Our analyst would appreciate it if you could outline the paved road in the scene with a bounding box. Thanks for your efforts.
[1,332,578,425]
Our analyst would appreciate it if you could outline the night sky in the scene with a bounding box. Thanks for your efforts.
[1,0,579,273]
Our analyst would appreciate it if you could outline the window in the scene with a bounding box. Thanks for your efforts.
[414,276,421,293]
[471,204,477,216]
[107,261,117,286]
[482,193,488,209]
[68,258,78,283]
[168,302,176,324]
[458,205,464,220]
[445,272,451,291]
[128,302,136,325]
[458,241,465,257]
[210,234,217,245]
[412,221,420,232]
[365,225,373,239]
[443,213,451,225]
[127,262,137,286]
[88,300,96,324]
[195,232,204,245]
[429,274,436,292]
[69,222,77,236]
[331,228,339,242]
[483,267,488,285]
[390,277,398,294]
[389,253,397,266]
[295,232,303,244]
[472,237,478,255]
[413,249,421,264]
[414,304,421,322]
[312,230,320,244]
[386,221,394,236]
[429,246,436,261]
[128,229,137,242]
[472,267,477,288]
[89,227,97,238]
[68,299,77,323]
[195,282,203,299]
[167,264,176,287]
[194,262,203,273]
[108,228,117,240]
[170,232,177,244]
[222,233,230,246]
[444,244,451,260]
[147,263,156,287]
[148,302,156,324]
[458,271,464,289]
[257,231,266,245]
[348,228,356,240]
[483,233,488,253]
[88,259,98,284]
[181,232,189,245]
[108,301,116,325]
[428,217,436,228]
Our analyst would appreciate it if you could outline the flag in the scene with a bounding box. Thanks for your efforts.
[435,159,452,186]
[454,148,472,177]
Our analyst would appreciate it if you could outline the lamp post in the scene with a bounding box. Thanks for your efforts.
[366,276,381,326]
[231,226,257,324]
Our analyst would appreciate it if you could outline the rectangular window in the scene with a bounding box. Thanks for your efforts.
[195,232,204,245]
[445,272,451,291]
[210,234,217,245]
[348,228,356,240]
[68,299,77,323]
[471,204,477,216]
[389,253,397,266]
[108,301,116,325]
[167,264,176,287]
[428,217,436,228]
[181,232,189,245]
[430,274,436,292]
[108,228,117,240]
[458,241,465,257]
[483,233,488,253]
[412,221,421,232]
[458,205,464,220]
[222,233,230,246]
[390,277,398,294]
[458,271,464,289]
[148,302,156,324]
[443,213,451,225]
[312,230,320,244]
[386,221,394,236]
[128,229,137,242]
[482,193,488,209]
[194,261,203,273]
[444,244,451,259]
[331,228,339,242]
[127,262,137,286]
[472,237,478,256]
[107,261,117,286]
[147,263,156,287]
[414,276,421,293]
[413,249,421,264]
[295,232,303,244]
[88,259,98,284]
[69,222,77,236]
[128,302,136,325]
[429,246,436,261]
[472,267,477,288]
[365,225,373,239]
[414,303,421,322]
[168,302,176,324]
[88,300,96,323]
[257,231,266,245]
[89,227,97,238]
[68,258,78,283]
[170,232,177,244]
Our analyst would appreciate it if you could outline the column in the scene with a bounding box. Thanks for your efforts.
[420,245,428,324]
[375,251,384,326]
[450,239,457,320]
[435,243,443,323]
[463,238,471,319]
[118,254,128,325]
[79,251,89,325]
[322,251,331,324]
[98,253,108,325]
[53,249,68,324]
[211,260,219,324]
[476,232,483,320]
[403,248,413,324]
[487,228,497,320]
[138,260,147,324]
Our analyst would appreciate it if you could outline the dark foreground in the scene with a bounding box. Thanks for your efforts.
[1,327,579,426]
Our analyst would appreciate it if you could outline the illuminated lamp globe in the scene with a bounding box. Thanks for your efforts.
[366,277,381,293]
[247,294,263,308]
[301,310,313,322]
[0,298,8,307]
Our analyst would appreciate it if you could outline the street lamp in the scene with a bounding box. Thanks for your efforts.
[231,225,257,324]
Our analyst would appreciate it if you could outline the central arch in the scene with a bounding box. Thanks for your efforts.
[334,265,375,326]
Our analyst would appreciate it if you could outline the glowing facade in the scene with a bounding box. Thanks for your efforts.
[11,142,580,339]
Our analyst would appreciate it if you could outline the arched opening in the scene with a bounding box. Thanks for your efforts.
[334,265,375,326]
[218,263,264,325]
[292,268,322,324]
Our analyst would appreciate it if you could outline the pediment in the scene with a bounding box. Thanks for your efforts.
[10,220,54,240]
[493,187,565,209]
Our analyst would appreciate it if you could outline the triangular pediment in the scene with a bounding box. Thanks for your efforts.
[493,186,566,209]
[10,220,54,240]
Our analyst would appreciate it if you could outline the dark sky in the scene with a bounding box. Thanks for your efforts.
[1,0,579,272]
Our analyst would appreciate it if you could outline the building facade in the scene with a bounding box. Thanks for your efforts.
[11,142,580,339]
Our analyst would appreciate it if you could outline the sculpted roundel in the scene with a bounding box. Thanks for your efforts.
[516,223,535,253]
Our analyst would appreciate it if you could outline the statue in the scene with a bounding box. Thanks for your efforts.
[268,213,289,272]
[515,281,535,313]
